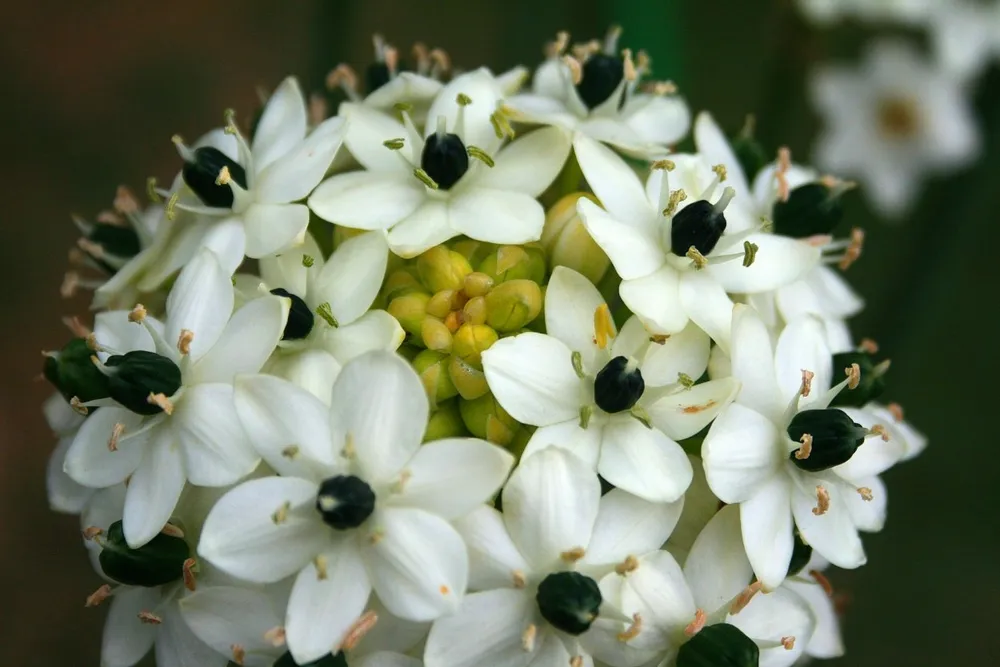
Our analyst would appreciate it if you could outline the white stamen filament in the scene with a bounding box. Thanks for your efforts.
[712,186,737,215]
[436,114,447,141]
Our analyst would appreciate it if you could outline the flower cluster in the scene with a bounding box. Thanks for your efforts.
[43,28,925,667]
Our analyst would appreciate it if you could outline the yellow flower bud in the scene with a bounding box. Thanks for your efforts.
[459,392,523,447]
[450,239,496,267]
[426,290,459,320]
[388,292,431,337]
[542,192,610,284]
[417,246,473,293]
[421,316,453,352]
[463,272,495,298]
[423,399,469,442]
[478,244,546,284]
[484,280,543,332]
[412,349,458,405]
[452,324,499,369]
[383,268,424,302]
[449,356,491,400]
[463,296,488,325]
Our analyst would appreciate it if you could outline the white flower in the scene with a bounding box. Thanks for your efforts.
[797,0,936,25]
[783,553,845,660]
[43,393,92,514]
[811,40,981,217]
[250,230,403,400]
[482,266,739,502]
[171,76,347,258]
[198,350,514,664]
[927,1,1000,82]
[701,306,908,589]
[574,133,819,350]
[64,249,288,548]
[423,447,684,667]
[507,28,690,158]
[309,68,571,258]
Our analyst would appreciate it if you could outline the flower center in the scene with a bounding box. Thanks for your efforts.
[877,96,920,140]
[593,356,644,414]
[535,571,602,635]
[181,146,248,209]
[316,475,376,530]
[786,408,869,472]
[270,288,314,340]
[104,351,183,415]
[670,195,730,258]
[576,54,625,110]
[420,132,469,190]
[676,623,760,667]
[274,650,348,667]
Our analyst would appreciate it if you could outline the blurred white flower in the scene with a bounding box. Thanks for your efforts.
[797,0,936,24]
[928,1,1000,82]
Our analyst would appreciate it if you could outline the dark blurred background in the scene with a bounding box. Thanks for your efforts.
[2,0,997,664]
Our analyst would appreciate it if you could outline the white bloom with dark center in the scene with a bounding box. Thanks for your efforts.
[507,28,690,158]
[199,350,514,664]
[424,447,684,667]
[309,69,571,258]
[171,76,347,258]
[64,249,288,548]
[811,40,981,217]
[701,306,907,589]
[482,266,739,503]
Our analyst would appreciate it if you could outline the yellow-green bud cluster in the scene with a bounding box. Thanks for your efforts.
[541,192,611,284]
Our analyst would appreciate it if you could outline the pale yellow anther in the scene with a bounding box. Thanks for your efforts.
[663,188,688,216]
[686,246,709,269]
[859,338,880,354]
[216,166,232,187]
[138,610,163,625]
[512,569,527,588]
[648,80,678,95]
[108,422,125,452]
[271,501,291,525]
[281,445,299,459]
[870,424,890,442]
[314,555,329,580]
[651,159,675,172]
[82,526,104,541]
[594,303,615,350]
[812,485,830,516]
[839,228,865,271]
[615,555,639,575]
[161,523,185,538]
[622,48,637,81]
[60,271,80,298]
[846,363,861,390]
[570,656,584,667]
[888,403,904,422]
[70,396,89,416]
[522,623,537,652]
[392,469,413,493]
[231,645,246,666]
[368,528,385,545]
[183,557,198,592]
[781,636,796,650]
[712,164,728,183]
[177,329,194,355]
[78,237,105,259]
[85,584,113,608]
[264,626,287,647]
[327,64,358,91]
[147,393,174,415]
[560,546,586,563]
[128,304,147,323]
[730,581,763,614]
[776,147,792,203]
[563,55,583,84]
[343,433,356,459]
[858,487,874,501]
[800,369,815,398]
[684,609,707,636]
[617,613,643,642]
[339,611,379,651]
[795,433,813,460]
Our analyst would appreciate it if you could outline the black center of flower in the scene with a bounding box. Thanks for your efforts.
[105,351,183,415]
[44,338,112,403]
[676,623,760,667]
[421,132,469,190]
[593,356,644,414]
[273,650,348,667]
[270,288,314,340]
[366,62,392,93]
[316,475,376,530]
[829,351,886,408]
[772,183,845,239]
[671,199,728,257]
[181,146,248,209]
[99,520,190,588]
[87,223,142,274]
[536,571,602,635]
[576,54,626,110]
[786,408,870,472]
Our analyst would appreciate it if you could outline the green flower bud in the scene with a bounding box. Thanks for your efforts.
[105,351,183,415]
[382,268,425,303]
[424,399,469,441]
[773,180,852,239]
[98,520,190,587]
[388,292,431,337]
[273,650,347,667]
[449,355,491,400]
[452,324,498,369]
[830,351,888,408]
[426,290,460,320]
[462,296,488,325]
[787,408,870,472]
[459,393,522,447]
[485,280,543,332]
[417,246,473,293]
[413,349,458,405]
[463,272,495,298]
[43,338,111,403]
[676,623,760,667]
[449,238,497,267]
[478,244,546,284]
[420,317,453,353]
[541,192,610,284]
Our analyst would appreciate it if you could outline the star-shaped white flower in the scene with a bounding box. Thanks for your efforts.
[811,40,980,217]
[701,306,908,589]
[171,76,347,258]
[482,266,739,503]
[783,553,845,661]
[199,350,514,664]
[507,28,690,158]
[424,447,684,667]
[43,393,92,514]
[64,249,289,548]
[308,68,571,258]
[927,1,1000,82]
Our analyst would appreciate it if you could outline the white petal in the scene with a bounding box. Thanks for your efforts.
[479,126,572,197]
[259,232,324,296]
[623,94,691,146]
[785,579,844,658]
[576,198,662,281]
[678,270,736,352]
[729,588,813,667]
[367,71,445,109]
[741,476,794,591]
[122,426,187,548]
[64,407,145,488]
[832,408,906,479]
[843,475,886,532]
[729,304,782,422]
[423,588,537,667]
[202,216,248,275]
[192,295,288,384]
[350,596,431,655]
[178,586,283,665]
[339,103,412,172]
[321,310,405,362]
[425,68,504,154]
[774,317,833,410]
[233,374,338,478]
[356,653,423,667]
[265,348,343,404]
[584,489,684,566]
[449,188,544,245]
[610,315,652,361]
[286,540,372,664]
[597,418,692,503]
[574,133,654,222]
[386,199,456,258]
[43,392,85,434]
[47,435,94,513]
[391,438,513,519]
[645,377,740,441]
[791,479,866,570]
[311,231,389,325]
[101,587,159,667]
[619,267,689,335]
[366,507,468,620]
[309,172,424,230]
[94,310,154,355]
[694,112,750,196]
[709,234,820,294]
[481,333,583,426]
[167,249,234,359]
[198,476,332,583]
[683,505,751,611]
[702,404,783,504]
[544,265,608,371]
[329,351,427,484]
[155,606,230,667]
[453,505,531,590]
[257,116,346,204]
[579,116,664,158]
[502,447,600,570]
[174,383,261,486]
[639,321,711,387]
[521,420,603,470]
[243,203,310,259]
[252,77,308,174]
[83,484,127,532]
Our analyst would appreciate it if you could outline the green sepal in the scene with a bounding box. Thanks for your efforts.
[98,520,190,587]
[44,338,112,403]
[677,623,760,667]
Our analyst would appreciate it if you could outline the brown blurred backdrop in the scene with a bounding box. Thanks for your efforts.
[1,1,997,665]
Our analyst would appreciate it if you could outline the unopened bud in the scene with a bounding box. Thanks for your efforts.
[449,355,491,400]
[424,399,469,441]
[99,520,191,587]
[542,192,610,283]
[417,246,473,293]
[462,296,488,325]
[478,244,546,284]
[729,116,769,184]
[44,338,112,403]
[484,280,543,332]
[459,392,523,448]
[452,324,499,369]
[382,268,425,302]
[421,317,453,352]
[426,290,461,319]
[413,350,458,404]
[450,238,497,267]
[388,292,431,337]
[464,272,495,298]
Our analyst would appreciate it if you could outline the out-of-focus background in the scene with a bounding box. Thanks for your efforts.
[2,0,998,664]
